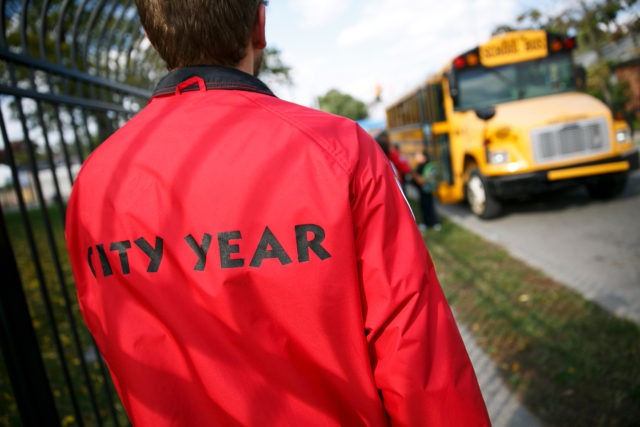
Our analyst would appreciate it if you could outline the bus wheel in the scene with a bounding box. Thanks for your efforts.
[585,172,628,200]
[466,168,501,219]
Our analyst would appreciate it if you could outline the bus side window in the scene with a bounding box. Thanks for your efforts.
[427,83,446,122]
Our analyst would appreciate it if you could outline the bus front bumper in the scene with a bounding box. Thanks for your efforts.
[486,150,640,199]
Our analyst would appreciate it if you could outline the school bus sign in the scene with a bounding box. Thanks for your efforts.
[479,30,548,67]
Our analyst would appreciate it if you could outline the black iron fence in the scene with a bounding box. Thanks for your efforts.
[0,1,161,425]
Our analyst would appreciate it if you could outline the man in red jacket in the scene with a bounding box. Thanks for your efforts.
[375,130,412,185]
[65,0,490,425]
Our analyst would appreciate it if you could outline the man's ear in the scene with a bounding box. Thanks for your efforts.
[252,3,267,49]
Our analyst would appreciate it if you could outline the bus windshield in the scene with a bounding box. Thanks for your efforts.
[456,53,576,111]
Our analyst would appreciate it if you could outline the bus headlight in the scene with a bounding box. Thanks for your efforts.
[616,128,631,143]
[488,150,509,165]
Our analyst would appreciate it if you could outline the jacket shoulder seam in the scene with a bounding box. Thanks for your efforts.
[242,93,354,176]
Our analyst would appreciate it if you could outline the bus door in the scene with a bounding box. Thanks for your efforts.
[423,83,457,203]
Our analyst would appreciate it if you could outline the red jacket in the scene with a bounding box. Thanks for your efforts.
[65,66,489,426]
[388,147,411,183]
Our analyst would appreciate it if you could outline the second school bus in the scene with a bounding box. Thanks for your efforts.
[385,30,639,218]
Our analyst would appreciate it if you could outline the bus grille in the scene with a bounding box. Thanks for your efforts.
[531,118,610,165]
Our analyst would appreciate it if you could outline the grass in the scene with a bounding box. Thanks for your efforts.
[424,218,640,427]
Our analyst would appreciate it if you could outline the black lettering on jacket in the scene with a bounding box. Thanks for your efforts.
[83,223,332,280]
[135,237,164,272]
[185,234,212,271]
[110,241,132,274]
[295,224,331,262]
[250,226,293,267]
[218,231,244,269]
[86,237,163,278]
[87,247,97,278]
[96,244,113,277]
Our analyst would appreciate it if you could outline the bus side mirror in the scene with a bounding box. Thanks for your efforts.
[575,66,586,91]
[475,106,496,121]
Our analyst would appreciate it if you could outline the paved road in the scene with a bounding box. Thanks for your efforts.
[439,168,640,324]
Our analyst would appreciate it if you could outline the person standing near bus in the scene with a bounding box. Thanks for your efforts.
[64,1,490,425]
[413,150,442,231]
[375,130,412,186]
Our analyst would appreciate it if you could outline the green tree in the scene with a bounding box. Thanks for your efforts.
[261,47,292,85]
[317,89,369,120]
[493,0,639,107]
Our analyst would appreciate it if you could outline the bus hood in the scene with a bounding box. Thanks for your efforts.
[492,92,610,128]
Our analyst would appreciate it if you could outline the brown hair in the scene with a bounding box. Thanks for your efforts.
[135,0,262,69]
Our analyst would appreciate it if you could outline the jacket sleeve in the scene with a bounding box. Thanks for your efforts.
[350,129,490,426]
[389,148,412,175]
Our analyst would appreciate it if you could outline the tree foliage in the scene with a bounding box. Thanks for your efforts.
[495,0,638,40]
[493,0,639,110]
[317,89,369,120]
[261,47,293,85]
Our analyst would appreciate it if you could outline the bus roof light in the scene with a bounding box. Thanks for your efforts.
[550,39,563,52]
[563,37,576,50]
[467,53,479,67]
[453,56,466,69]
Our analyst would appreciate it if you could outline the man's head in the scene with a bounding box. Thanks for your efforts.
[135,0,266,74]
[375,131,390,156]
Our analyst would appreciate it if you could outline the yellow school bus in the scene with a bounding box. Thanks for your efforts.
[385,30,639,218]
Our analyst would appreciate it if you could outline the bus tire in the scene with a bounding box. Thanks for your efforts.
[585,172,627,200]
[466,167,502,219]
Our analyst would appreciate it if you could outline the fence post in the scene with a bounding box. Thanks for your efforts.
[0,204,60,427]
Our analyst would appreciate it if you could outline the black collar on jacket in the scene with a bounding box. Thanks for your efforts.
[152,66,276,98]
